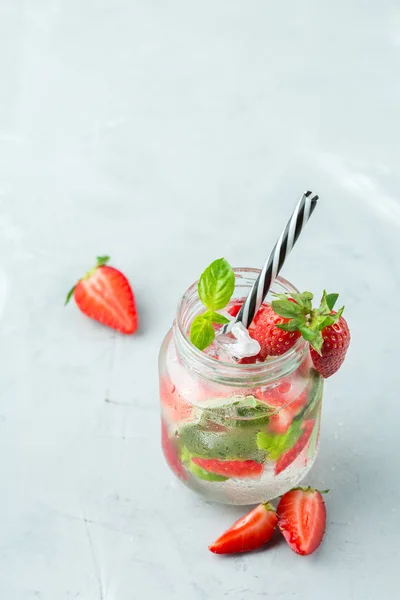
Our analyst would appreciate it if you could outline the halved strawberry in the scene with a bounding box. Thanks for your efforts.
[275,419,315,475]
[191,457,263,479]
[66,256,138,334]
[161,421,188,480]
[277,487,327,555]
[209,502,277,554]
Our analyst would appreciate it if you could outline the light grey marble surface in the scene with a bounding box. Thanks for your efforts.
[1,1,399,599]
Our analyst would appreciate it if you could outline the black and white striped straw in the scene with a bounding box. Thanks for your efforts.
[224,190,319,332]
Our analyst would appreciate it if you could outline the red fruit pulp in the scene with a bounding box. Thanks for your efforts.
[191,458,263,479]
[277,488,327,555]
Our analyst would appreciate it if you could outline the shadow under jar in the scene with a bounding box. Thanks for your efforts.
[159,268,323,505]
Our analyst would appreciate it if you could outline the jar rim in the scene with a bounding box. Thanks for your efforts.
[174,267,307,386]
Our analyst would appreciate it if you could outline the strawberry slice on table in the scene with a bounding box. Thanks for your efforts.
[275,419,315,475]
[277,487,327,555]
[209,502,278,554]
[191,457,263,479]
[66,256,138,334]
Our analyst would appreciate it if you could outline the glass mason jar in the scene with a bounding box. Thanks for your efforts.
[159,268,323,505]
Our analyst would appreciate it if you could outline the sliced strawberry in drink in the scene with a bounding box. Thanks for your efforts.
[227,301,243,317]
[159,375,193,423]
[269,391,309,434]
[274,419,315,475]
[209,502,277,554]
[237,352,264,365]
[161,421,188,480]
[191,457,263,479]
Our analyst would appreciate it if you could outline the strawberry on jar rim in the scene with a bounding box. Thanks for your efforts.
[250,290,350,378]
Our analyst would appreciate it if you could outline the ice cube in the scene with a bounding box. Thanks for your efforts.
[216,322,261,359]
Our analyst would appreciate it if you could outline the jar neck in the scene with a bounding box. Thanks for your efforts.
[173,268,307,387]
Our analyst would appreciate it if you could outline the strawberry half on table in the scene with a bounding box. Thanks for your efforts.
[277,487,327,556]
[65,256,138,334]
[209,502,278,554]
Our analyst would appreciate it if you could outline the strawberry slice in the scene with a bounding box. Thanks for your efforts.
[277,487,327,555]
[227,301,243,318]
[161,421,188,480]
[66,256,138,334]
[269,391,309,434]
[191,457,263,479]
[275,420,315,475]
[209,502,277,554]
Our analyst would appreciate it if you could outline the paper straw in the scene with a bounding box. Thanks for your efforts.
[223,190,319,332]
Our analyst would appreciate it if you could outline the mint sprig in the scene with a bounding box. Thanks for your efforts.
[190,258,234,350]
[272,290,344,355]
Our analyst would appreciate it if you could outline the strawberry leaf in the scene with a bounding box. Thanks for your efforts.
[318,314,339,330]
[198,258,235,311]
[203,310,230,325]
[65,285,76,305]
[277,317,305,332]
[307,332,324,354]
[271,300,303,319]
[96,255,110,266]
[190,315,215,350]
[325,292,339,311]
[298,325,321,343]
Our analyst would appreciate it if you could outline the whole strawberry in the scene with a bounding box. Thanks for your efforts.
[309,315,350,378]
[250,303,301,358]
[251,290,350,378]
[65,255,138,334]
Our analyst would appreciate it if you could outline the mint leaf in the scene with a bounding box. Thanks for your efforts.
[178,420,266,461]
[257,419,303,460]
[190,315,215,350]
[198,258,235,311]
[203,310,229,325]
[189,461,229,482]
[271,299,303,319]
